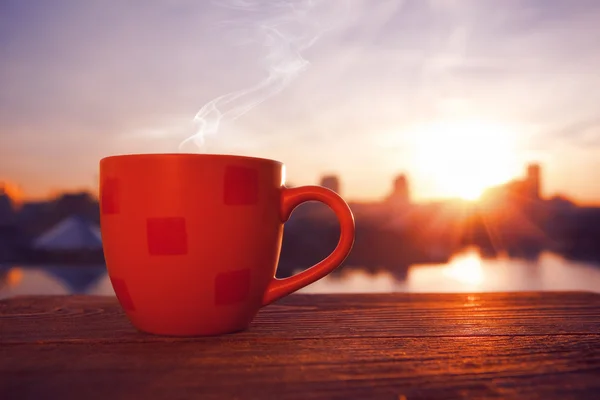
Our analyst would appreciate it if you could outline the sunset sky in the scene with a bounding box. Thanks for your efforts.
[2,0,600,203]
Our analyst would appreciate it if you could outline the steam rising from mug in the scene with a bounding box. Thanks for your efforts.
[179,0,324,151]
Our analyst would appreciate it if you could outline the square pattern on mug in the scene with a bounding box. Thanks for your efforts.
[223,166,259,205]
[146,217,188,256]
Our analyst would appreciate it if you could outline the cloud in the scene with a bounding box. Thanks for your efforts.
[2,0,599,140]
[3,0,600,198]
[542,118,600,148]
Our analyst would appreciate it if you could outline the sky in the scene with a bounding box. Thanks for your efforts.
[2,0,600,203]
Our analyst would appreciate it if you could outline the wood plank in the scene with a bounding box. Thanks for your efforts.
[1,293,600,399]
[1,292,600,343]
[1,336,599,399]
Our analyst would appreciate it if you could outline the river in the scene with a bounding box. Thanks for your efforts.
[1,248,599,299]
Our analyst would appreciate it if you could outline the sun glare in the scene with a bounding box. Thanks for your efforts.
[409,119,519,200]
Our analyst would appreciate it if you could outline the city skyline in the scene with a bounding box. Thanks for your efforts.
[1,161,574,208]
[2,1,600,203]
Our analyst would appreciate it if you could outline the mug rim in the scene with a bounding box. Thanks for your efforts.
[100,153,283,166]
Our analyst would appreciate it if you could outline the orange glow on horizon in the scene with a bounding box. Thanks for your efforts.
[0,180,24,207]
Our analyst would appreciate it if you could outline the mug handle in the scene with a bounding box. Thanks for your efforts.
[262,186,355,306]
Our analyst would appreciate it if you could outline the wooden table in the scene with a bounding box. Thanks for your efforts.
[1,292,599,400]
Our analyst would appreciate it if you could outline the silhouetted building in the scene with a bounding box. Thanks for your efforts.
[0,181,22,226]
[482,163,543,206]
[320,175,341,195]
[0,182,22,261]
[14,191,99,241]
[526,163,541,199]
[54,192,98,219]
[28,215,104,264]
[0,193,14,226]
[385,174,411,210]
[33,216,102,251]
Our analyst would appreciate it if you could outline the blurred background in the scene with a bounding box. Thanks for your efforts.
[2,0,600,298]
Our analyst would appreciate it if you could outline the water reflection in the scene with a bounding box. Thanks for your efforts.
[443,251,485,286]
[1,248,600,299]
[0,264,114,298]
[301,248,600,294]
[43,265,106,293]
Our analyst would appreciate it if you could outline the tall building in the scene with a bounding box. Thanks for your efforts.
[385,174,411,209]
[0,181,22,225]
[526,163,541,199]
[320,175,341,195]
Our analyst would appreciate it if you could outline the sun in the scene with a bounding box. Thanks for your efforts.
[408,119,519,200]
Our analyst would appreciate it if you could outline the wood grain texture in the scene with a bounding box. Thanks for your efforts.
[1,292,600,400]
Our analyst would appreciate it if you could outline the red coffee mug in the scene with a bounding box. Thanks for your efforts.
[99,153,355,336]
